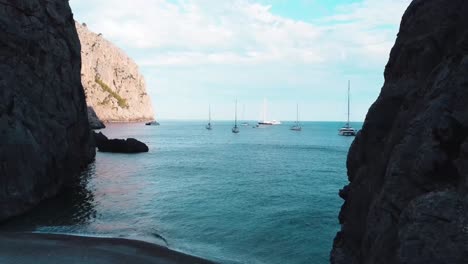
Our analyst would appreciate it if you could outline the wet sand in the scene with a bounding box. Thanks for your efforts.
[0,232,215,264]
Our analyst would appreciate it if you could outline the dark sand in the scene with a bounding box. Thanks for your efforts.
[0,232,215,264]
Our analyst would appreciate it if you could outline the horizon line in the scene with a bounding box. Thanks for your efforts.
[155,118,364,123]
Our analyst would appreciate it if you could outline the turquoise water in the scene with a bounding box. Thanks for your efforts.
[3,121,359,264]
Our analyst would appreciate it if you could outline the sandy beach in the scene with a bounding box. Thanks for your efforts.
[0,232,215,264]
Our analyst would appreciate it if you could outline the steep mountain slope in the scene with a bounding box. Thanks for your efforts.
[76,22,155,123]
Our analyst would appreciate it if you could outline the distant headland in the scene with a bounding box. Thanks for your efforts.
[76,21,155,127]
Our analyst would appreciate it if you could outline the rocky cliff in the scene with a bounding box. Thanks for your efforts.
[75,22,155,124]
[0,0,95,221]
[331,1,468,263]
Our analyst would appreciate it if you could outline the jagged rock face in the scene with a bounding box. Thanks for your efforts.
[0,0,95,221]
[76,22,155,123]
[331,1,468,263]
[87,106,105,129]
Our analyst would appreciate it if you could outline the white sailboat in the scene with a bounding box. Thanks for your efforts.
[241,104,249,126]
[257,98,281,126]
[339,80,357,136]
[205,105,212,130]
[290,104,302,131]
[232,100,240,134]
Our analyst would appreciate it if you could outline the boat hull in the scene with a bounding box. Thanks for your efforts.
[339,131,356,136]
[338,128,356,136]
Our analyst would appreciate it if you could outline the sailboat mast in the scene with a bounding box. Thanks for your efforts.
[209,104,211,124]
[242,104,245,120]
[235,99,238,126]
[347,80,350,127]
[296,104,299,124]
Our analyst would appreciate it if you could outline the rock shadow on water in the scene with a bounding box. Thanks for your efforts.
[0,163,97,232]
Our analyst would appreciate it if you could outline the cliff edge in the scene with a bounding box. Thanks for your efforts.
[76,22,155,123]
[331,1,468,263]
[0,0,95,221]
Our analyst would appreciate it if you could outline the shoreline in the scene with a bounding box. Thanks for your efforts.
[102,120,155,124]
[0,232,215,264]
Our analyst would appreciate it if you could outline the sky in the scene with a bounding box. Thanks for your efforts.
[70,0,412,121]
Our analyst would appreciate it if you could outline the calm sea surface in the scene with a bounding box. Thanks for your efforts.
[3,121,361,264]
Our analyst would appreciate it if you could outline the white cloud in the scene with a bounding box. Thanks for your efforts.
[72,0,410,68]
[72,0,326,66]
[320,0,410,65]
[71,0,412,120]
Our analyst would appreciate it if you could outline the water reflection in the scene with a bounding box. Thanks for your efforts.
[0,163,97,231]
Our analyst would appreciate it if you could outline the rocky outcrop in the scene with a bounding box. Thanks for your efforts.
[87,106,105,129]
[75,22,155,123]
[331,1,468,263]
[0,0,95,221]
[93,132,149,153]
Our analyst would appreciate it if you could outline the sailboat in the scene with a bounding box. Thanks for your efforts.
[290,104,302,131]
[232,100,240,133]
[339,80,357,136]
[241,104,249,126]
[205,105,212,130]
[258,98,281,126]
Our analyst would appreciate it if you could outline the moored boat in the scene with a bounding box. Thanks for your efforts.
[339,80,357,136]
[206,105,212,130]
[145,121,160,126]
[290,104,302,131]
[232,100,240,134]
[257,99,281,126]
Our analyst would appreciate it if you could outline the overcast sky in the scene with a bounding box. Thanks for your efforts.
[70,0,411,121]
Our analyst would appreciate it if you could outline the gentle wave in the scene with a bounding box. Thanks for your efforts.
[2,121,360,264]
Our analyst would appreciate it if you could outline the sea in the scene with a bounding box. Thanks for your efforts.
[2,121,361,264]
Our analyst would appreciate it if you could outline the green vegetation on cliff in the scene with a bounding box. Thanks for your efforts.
[95,78,129,108]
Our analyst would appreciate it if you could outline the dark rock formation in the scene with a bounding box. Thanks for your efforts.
[331,1,468,263]
[0,0,95,221]
[145,121,160,126]
[87,106,106,129]
[93,132,149,153]
[93,131,108,148]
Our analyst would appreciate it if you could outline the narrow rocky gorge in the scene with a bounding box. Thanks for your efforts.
[0,0,95,221]
[331,0,468,263]
[76,22,155,126]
